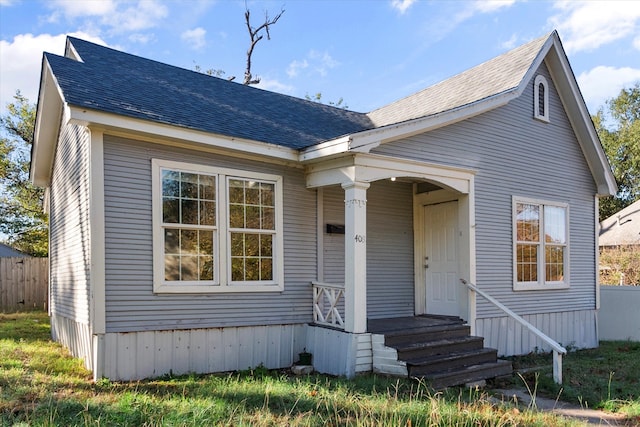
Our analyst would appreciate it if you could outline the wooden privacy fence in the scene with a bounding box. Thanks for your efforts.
[0,257,48,312]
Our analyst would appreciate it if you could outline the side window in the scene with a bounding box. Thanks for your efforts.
[534,75,550,122]
[513,197,569,290]
[152,159,283,293]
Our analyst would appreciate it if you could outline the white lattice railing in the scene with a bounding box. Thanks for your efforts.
[312,281,345,329]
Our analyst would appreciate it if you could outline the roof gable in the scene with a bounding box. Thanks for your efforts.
[367,33,549,127]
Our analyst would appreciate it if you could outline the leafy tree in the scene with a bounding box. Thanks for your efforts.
[305,93,349,109]
[594,83,640,220]
[0,91,48,256]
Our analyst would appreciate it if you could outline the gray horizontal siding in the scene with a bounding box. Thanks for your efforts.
[322,181,415,319]
[103,136,316,333]
[372,62,597,318]
[49,118,91,323]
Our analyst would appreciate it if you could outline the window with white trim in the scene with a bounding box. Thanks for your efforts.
[534,75,549,122]
[152,159,283,293]
[513,197,569,290]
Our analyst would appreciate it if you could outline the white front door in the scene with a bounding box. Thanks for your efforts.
[424,201,462,317]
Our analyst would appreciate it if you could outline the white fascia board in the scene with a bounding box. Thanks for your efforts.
[31,58,64,187]
[305,153,476,193]
[67,107,300,164]
[348,91,516,153]
[299,135,351,161]
[544,42,617,196]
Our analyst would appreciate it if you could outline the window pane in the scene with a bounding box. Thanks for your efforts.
[199,230,213,255]
[164,229,179,254]
[245,258,260,281]
[230,232,244,257]
[228,179,245,204]
[180,172,198,198]
[163,198,179,223]
[544,206,566,244]
[245,182,259,205]
[200,201,216,226]
[261,207,275,230]
[200,256,214,280]
[181,256,198,280]
[164,255,180,281]
[260,234,272,257]
[245,233,259,256]
[260,258,273,280]
[246,206,260,229]
[261,183,274,206]
[200,175,216,200]
[517,243,538,282]
[231,257,244,281]
[538,83,545,117]
[181,229,198,254]
[181,199,199,224]
[162,171,180,197]
[545,246,564,282]
[229,204,245,228]
[516,203,539,242]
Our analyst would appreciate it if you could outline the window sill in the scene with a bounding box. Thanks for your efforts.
[513,282,569,291]
[154,283,284,294]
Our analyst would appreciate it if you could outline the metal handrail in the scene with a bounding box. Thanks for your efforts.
[461,279,566,384]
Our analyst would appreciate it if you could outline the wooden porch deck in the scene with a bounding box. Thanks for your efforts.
[367,315,465,334]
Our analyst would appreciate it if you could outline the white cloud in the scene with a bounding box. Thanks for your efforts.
[390,0,416,14]
[472,0,516,13]
[46,0,168,35]
[0,33,106,111]
[500,33,518,50]
[634,35,640,51]
[181,27,206,50]
[286,59,308,78]
[549,1,640,53]
[255,78,294,94]
[577,66,640,112]
[287,50,339,79]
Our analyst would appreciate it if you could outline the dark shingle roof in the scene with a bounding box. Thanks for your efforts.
[0,243,30,257]
[47,37,374,149]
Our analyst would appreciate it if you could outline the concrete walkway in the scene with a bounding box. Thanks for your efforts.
[494,389,630,426]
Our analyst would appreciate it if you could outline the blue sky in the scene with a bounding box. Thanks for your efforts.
[1,0,639,116]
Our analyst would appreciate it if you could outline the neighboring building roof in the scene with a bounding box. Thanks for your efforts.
[368,34,549,127]
[0,243,30,257]
[599,200,640,246]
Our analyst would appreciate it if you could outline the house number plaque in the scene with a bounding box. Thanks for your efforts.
[354,234,366,243]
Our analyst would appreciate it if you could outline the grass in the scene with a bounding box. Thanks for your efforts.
[505,340,640,419]
[0,312,633,426]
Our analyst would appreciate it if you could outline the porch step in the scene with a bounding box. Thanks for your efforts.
[415,360,513,389]
[406,347,499,376]
[373,315,513,389]
[395,336,485,361]
[384,323,471,347]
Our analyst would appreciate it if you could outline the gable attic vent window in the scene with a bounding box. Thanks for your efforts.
[534,75,550,122]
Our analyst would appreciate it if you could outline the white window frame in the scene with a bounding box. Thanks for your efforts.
[513,196,569,291]
[152,158,284,293]
[534,75,550,122]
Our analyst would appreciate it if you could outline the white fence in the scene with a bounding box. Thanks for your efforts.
[599,286,640,341]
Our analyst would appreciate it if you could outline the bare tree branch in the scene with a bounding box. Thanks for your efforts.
[243,5,285,85]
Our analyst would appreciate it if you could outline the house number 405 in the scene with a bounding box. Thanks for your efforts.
[354,234,366,243]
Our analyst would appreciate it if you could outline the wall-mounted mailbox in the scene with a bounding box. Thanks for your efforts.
[326,224,345,234]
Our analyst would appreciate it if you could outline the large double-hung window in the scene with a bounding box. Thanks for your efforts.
[152,159,283,293]
[513,196,569,290]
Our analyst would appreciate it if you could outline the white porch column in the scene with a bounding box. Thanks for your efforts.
[342,181,370,333]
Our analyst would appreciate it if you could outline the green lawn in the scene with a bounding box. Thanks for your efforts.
[1,311,637,426]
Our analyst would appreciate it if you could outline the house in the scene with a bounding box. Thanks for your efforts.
[599,200,640,286]
[0,243,30,258]
[599,200,640,248]
[31,31,616,384]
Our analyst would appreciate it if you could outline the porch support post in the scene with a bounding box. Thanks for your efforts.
[342,181,370,333]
